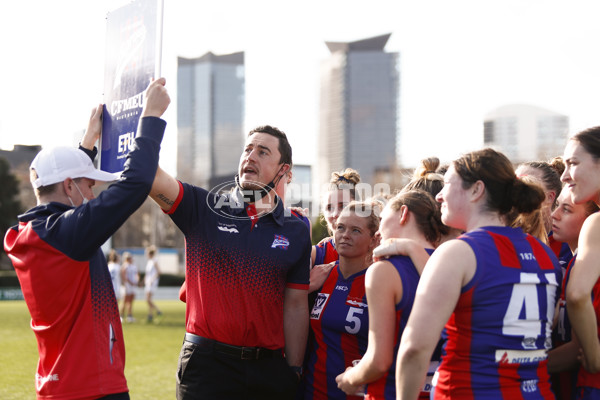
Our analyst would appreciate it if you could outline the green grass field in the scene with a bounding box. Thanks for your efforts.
[0,299,187,400]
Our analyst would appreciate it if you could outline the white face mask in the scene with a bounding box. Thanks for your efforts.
[71,180,89,205]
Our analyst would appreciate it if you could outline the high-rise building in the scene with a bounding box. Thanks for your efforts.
[483,104,569,163]
[177,51,245,188]
[286,164,312,210]
[317,33,400,189]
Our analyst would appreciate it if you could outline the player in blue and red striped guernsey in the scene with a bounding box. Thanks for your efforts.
[313,237,338,266]
[560,126,600,399]
[516,159,572,272]
[397,148,562,399]
[548,231,573,271]
[547,186,598,400]
[336,190,445,400]
[301,201,381,400]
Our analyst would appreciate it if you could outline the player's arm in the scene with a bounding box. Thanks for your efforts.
[150,166,180,212]
[547,332,581,373]
[283,287,309,373]
[566,213,600,373]
[396,240,474,399]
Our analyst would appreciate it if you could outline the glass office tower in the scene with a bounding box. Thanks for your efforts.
[318,33,400,188]
[177,51,245,187]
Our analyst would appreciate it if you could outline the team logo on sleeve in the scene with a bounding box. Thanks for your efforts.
[310,293,330,319]
[271,235,290,250]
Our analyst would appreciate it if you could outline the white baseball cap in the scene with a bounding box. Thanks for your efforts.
[30,146,118,189]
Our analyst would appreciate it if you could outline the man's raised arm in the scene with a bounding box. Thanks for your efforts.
[150,166,180,212]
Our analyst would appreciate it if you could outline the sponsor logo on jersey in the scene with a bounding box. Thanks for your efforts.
[521,379,539,393]
[271,234,290,250]
[217,223,240,234]
[496,349,547,364]
[346,297,368,308]
[310,293,329,319]
[335,285,348,291]
[36,373,59,386]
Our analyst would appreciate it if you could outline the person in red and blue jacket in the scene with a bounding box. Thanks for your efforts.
[4,78,170,400]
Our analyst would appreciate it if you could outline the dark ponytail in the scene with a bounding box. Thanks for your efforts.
[453,148,545,216]
[511,179,545,214]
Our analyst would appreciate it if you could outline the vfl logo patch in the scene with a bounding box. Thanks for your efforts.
[217,223,239,234]
[310,293,329,319]
[271,235,290,250]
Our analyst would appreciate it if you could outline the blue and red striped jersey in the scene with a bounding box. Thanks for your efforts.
[555,256,576,345]
[548,231,573,274]
[365,254,422,400]
[551,255,578,400]
[303,263,369,400]
[435,226,561,399]
[314,237,338,266]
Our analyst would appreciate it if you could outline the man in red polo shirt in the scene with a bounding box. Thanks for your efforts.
[150,125,310,400]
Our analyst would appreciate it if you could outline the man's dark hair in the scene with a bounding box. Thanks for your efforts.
[248,125,293,167]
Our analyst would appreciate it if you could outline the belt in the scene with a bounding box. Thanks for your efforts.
[184,332,282,360]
